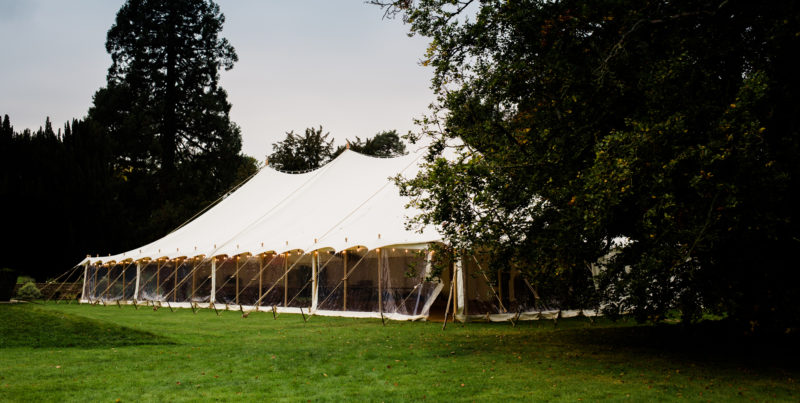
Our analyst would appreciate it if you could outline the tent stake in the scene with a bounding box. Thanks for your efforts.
[166,300,174,313]
[132,299,139,310]
[116,300,122,309]
[300,307,307,322]
[272,305,277,320]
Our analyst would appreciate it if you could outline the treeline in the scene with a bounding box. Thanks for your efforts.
[268,126,407,172]
[0,114,255,280]
[1,115,120,279]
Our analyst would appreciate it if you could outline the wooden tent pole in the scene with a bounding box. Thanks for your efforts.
[156,260,163,300]
[173,259,179,303]
[81,260,90,302]
[258,255,264,310]
[311,252,318,312]
[92,265,98,300]
[377,248,383,322]
[121,265,126,302]
[235,257,240,306]
[191,260,196,304]
[133,262,141,301]
[104,265,112,300]
[343,251,348,311]
[210,258,217,306]
[283,253,288,307]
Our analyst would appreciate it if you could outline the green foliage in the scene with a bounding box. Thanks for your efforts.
[1,304,799,401]
[1,1,257,278]
[270,128,408,172]
[87,0,251,240]
[269,126,334,171]
[16,275,35,284]
[378,1,800,327]
[15,282,42,301]
[335,130,408,158]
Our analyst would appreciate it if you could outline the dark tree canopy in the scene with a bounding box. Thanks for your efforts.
[270,127,408,172]
[333,130,407,158]
[0,115,120,280]
[376,0,800,328]
[89,0,253,241]
[0,1,259,280]
[269,126,335,172]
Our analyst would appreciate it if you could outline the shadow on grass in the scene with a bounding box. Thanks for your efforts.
[0,303,172,348]
[556,319,800,369]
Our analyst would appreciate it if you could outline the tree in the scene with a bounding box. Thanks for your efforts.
[88,0,251,240]
[334,130,407,158]
[376,0,800,328]
[269,126,334,171]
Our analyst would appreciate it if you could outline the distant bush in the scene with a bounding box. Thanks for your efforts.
[16,282,42,301]
[16,275,35,284]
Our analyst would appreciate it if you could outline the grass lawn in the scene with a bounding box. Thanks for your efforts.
[1,303,798,401]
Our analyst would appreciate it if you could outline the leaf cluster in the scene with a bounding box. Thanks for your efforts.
[381,0,800,327]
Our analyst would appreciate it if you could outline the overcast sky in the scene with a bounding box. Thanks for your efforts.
[0,0,433,159]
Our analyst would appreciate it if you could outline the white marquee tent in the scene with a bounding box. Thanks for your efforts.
[76,148,591,321]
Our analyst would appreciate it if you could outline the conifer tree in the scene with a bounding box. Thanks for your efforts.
[89,0,249,239]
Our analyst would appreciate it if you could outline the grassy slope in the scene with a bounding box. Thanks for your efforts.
[0,303,797,402]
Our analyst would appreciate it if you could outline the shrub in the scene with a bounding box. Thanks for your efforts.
[16,282,42,301]
[16,275,35,284]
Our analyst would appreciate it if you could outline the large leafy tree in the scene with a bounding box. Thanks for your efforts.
[89,0,250,241]
[376,0,800,328]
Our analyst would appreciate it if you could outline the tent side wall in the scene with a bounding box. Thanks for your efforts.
[80,245,446,320]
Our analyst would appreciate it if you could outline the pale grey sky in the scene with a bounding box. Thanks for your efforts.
[0,0,433,159]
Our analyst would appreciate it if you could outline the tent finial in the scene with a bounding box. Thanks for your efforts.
[265,156,269,166]
[346,140,350,150]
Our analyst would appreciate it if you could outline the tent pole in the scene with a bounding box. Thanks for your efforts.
[173,260,179,303]
[258,255,264,310]
[156,260,163,301]
[378,248,383,320]
[452,260,457,318]
[283,252,288,307]
[235,257,240,306]
[92,265,98,301]
[133,262,141,302]
[121,265,126,302]
[104,265,111,300]
[343,251,348,311]
[81,260,90,302]
[210,258,217,306]
[311,251,318,312]
[191,261,196,304]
